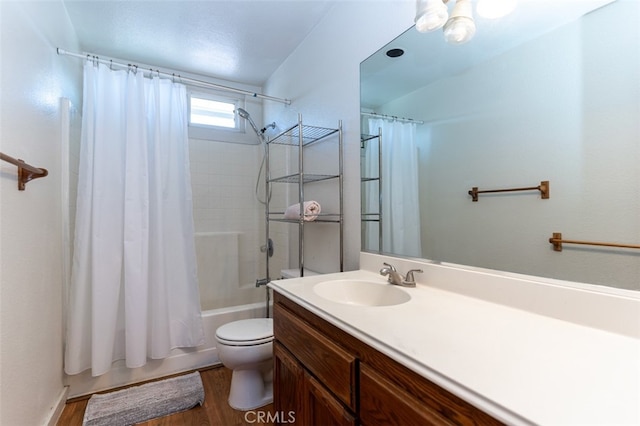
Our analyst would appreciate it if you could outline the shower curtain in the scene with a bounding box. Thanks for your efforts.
[365,118,422,257]
[65,61,204,376]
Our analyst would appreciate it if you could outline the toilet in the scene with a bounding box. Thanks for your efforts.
[215,318,274,410]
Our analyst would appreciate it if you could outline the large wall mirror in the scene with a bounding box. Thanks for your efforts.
[360,0,639,291]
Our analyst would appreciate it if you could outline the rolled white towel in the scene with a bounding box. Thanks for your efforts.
[284,201,321,221]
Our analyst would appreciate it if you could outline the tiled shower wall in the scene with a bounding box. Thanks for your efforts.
[189,137,288,310]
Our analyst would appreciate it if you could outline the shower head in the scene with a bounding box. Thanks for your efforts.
[236,107,250,119]
[236,107,263,142]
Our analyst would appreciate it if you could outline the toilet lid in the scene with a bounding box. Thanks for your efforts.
[216,318,273,345]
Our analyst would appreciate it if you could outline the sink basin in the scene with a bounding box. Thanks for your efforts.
[313,279,411,307]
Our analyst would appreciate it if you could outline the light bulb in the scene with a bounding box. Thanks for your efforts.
[443,16,476,44]
[415,0,449,33]
[443,0,476,44]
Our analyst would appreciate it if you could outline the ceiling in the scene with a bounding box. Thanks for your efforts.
[63,0,336,87]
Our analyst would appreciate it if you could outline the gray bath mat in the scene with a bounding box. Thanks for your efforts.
[82,371,205,426]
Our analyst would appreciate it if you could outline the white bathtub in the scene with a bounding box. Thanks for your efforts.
[65,301,268,398]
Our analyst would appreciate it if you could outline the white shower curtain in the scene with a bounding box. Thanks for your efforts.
[366,118,422,257]
[65,61,204,376]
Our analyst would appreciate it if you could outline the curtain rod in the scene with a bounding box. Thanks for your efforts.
[56,48,292,105]
[0,152,48,190]
[361,111,424,125]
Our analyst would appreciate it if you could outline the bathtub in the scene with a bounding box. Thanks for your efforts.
[65,301,268,398]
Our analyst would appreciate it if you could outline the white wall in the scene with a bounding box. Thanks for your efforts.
[263,1,416,273]
[0,1,82,424]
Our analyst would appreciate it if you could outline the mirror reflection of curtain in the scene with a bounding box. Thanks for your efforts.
[65,61,204,376]
[366,118,422,257]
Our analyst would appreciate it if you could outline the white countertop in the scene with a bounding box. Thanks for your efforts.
[268,255,640,425]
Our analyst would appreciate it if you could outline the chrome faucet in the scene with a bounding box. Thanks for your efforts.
[379,262,423,287]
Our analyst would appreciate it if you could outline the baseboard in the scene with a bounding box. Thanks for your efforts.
[44,386,69,426]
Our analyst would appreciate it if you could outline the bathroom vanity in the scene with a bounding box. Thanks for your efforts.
[273,292,501,425]
[269,253,640,425]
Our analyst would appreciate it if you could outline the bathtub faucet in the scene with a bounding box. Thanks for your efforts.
[255,277,270,287]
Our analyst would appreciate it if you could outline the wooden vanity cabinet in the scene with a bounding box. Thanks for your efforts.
[273,294,357,426]
[274,342,356,426]
[273,292,503,426]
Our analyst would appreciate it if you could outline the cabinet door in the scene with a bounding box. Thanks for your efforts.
[360,364,453,426]
[305,371,356,426]
[274,342,304,425]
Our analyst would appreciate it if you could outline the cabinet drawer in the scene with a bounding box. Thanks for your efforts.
[274,303,356,409]
[360,364,453,426]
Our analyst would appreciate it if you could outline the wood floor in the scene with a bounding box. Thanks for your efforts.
[57,367,274,425]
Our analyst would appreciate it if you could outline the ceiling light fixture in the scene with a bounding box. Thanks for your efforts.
[416,0,515,45]
[415,0,449,33]
[443,0,476,44]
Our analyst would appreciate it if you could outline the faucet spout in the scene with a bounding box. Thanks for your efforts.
[379,262,406,286]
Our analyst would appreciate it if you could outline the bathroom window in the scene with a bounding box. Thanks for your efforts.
[188,91,257,143]
[188,92,239,130]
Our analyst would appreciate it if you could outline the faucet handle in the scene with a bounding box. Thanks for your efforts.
[382,262,397,271]
[403,269,423,286]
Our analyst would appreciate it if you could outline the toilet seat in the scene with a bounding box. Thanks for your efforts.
[216,318,273,347]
